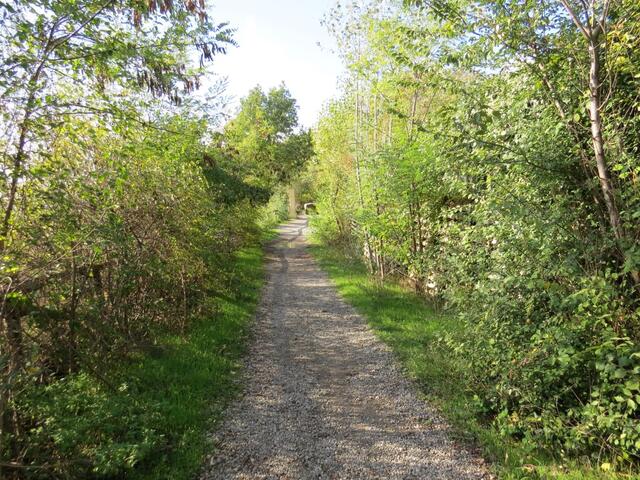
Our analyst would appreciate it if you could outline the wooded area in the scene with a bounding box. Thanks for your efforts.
[306,0,640,472]
[0,1,310,477]
[2,0,640,477]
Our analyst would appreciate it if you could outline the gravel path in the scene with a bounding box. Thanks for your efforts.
[200,217,491,480]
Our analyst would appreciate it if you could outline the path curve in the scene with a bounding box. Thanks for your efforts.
[200,217,490,480]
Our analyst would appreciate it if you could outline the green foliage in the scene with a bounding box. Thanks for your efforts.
[223,85,314,191]
[0,1,310,477]
[18,374,162,476]
[312,0,640,473]
[259,188,291,230]
[12,246,265,479]
[312,242,632,480]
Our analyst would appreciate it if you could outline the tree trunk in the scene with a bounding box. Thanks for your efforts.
[588,39,623,243]
[559,0,638,282]
[587,36,639,284]
[354,84,373,271]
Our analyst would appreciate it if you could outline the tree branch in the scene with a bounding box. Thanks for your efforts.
[559,0,591,39]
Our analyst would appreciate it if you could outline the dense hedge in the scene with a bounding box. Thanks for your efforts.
[0,2,310,476]
[309,0,640,469]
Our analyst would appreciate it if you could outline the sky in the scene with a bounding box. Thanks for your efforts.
[207,0,345,128]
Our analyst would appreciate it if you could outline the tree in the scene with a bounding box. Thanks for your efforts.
[0,1,237,473]
[223,84,313,191]
[557,0,639,282]
[0,0,233,371]
[404,0,639,283]
[0,0,233,245]
[312,0,640,468]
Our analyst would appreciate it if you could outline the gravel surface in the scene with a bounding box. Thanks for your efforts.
[200,217,491,480]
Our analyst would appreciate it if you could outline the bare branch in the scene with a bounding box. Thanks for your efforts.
[596,0,612,35]
[559,0,591,39]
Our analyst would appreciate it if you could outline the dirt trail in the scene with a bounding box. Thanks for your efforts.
[200,217,490,480]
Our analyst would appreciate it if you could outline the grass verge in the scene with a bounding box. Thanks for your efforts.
[14,233,272,479]
[309,242,632,480]
[125,244,266,479]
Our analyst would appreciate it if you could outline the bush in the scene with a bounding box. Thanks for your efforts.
[17,374,162,477]
[463,275,640,463]
[259,188,290,229]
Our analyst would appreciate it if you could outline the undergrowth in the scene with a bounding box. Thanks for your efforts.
[16,244,266,480]
[310,242,637,480]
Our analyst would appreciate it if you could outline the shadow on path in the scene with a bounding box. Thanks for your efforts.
[200,216,490,480]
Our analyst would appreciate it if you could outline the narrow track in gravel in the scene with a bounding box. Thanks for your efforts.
[200,217,490,480]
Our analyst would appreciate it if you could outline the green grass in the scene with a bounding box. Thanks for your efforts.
[125,245,266,480]
[15,243,267,479]
[309,243,634,480]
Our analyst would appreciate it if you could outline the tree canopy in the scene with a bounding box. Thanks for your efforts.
[223,85,313,190]
[308,0,640,471]
[0,2,310,477]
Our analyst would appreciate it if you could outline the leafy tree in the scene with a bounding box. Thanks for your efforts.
[312,0,640,470]
[0,0,234,378]
[223,84,313,191]
[0,1,289,476]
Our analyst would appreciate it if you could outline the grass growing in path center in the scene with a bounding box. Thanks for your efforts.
[309,243,630,480]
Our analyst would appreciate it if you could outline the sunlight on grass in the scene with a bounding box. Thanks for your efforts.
[126,246,266,480]
[310,243,628,480]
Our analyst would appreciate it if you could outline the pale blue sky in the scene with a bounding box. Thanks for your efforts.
[209,0,344,128]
